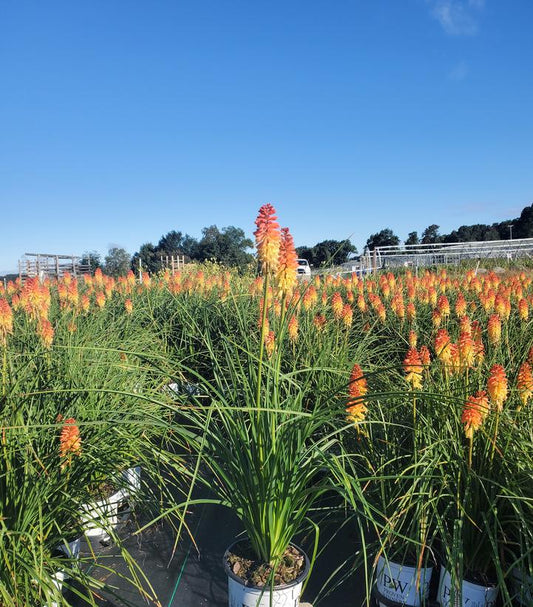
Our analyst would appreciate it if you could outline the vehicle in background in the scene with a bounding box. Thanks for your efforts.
[296,259,311,278]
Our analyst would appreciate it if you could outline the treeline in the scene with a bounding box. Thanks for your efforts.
[81,225,254,277]
[78,201,533,278]
[365,202,533,250]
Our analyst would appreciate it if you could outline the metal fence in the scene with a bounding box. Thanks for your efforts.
[369,238,533,270]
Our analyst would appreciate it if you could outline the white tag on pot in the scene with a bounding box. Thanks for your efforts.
[438,566,499,607]
[227,575,302,607]
[375,556,432,606]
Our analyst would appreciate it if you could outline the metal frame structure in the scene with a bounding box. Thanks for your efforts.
[369,237,533,270]
[18,253,91,282]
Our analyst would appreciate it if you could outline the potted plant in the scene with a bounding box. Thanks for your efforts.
[168,204,349,606]
[333,359,438,607]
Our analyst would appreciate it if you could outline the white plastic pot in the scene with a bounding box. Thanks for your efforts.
[42,537,81,607]
[374,556,433,606]
[511,567,533,605]
[56,536,81,560]
[121,465,141,498]
[80,488,127,540]
[80,466,141,540]
[224,541,310,607]
[438,565,498,607]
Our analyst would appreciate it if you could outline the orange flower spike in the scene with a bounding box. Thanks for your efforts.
[487,314,502,345]
[38,319,54,349]
[348,364,368,399]
[459,315,472,334]
[376,302,386,323]
[455,293,467,317]
[276,227,298,296]
[495,294,510,320]
[471,320,482,343]
[302,286,316,311]
[403,347,423,390]
[59,417,82,466]
[341,303,353,327]
[357,294,367,313]
[313,314,327,332]
[391,292,405,319]
[94,268,104,288]
[487,364,508,412]
[67,280,79,307]
[448,343,460,375]
[437,295,450,317]
[264,330,275,357]
[435,329,451,362]
[458,330,475,369]
[432,309,442,328]
[419,345,431,368]
[517,361,533,409]
[462,391,489,439]
[124,299,133,314]
[331,292,343,319]
[408,330,417,348]
[95,291,106,309]
[518,298,529,321]
[254,203,281,275]
[0,299,14,345]
[346,364,368,426]
[80,295,90,313]
[474,338,485,365]
[287,315,299,342]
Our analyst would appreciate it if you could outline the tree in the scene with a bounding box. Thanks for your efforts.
[366,229,400,250]
[197,225,254,266]
[104,246,131,277]
[405,232,419,246]
[514,204,533,239]
[131,242,161,274]
[157,230,184,254]
[180,234,200,260]
[421,224,441,244]
[156,230,200,261]
[295,246,313,263]
[310,239,357,267]
[79,250,102,274]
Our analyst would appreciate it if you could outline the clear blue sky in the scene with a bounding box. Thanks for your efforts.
[1,0,532,273]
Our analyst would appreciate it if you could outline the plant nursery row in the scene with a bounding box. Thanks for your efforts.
[0,205,532,606]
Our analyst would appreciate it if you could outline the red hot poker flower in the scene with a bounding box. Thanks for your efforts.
[59,417,82,469]
[348,364,368,400]
[276,227,298,295]
[517,361,533,409]
[0,299,13,346]
[404,348,423,390]
[346,364,368,426]
[487,364,508,412]
[462,391,489,439]
[254,204,281,275]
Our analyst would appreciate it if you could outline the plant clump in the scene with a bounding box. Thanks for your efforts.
[226,541,306,587]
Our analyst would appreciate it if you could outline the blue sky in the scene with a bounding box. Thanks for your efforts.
[1,0,532,273]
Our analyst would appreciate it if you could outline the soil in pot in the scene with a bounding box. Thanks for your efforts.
[226,540,306,587]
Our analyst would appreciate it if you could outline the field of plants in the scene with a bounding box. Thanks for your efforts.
[1,205,532,606]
